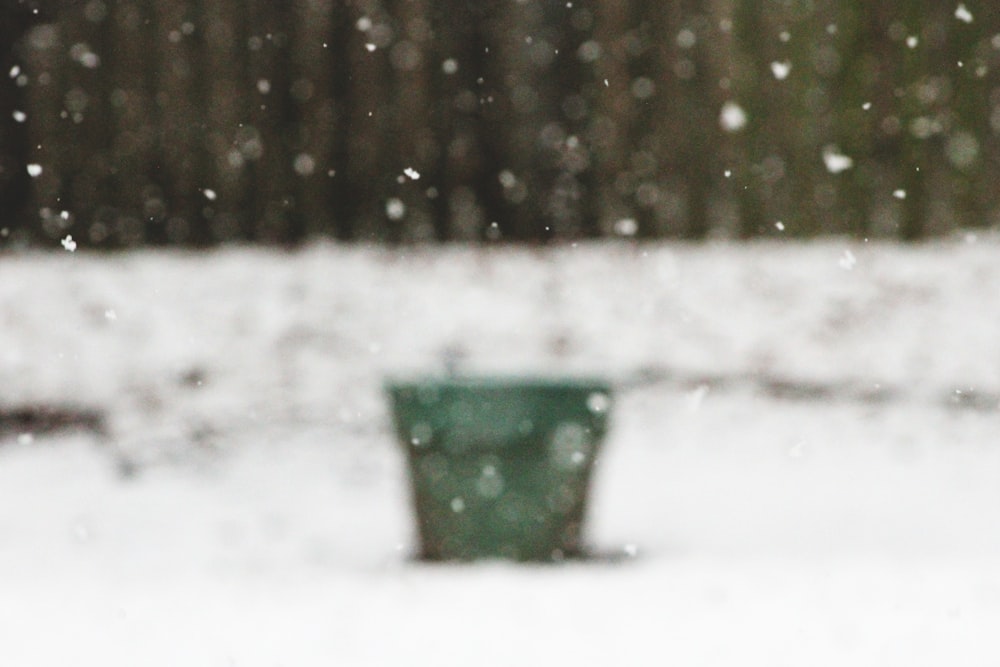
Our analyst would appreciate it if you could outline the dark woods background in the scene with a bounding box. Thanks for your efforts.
[2,0,999,247]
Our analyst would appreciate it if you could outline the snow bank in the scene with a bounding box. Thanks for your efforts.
[1,239,997,444]
[1,240,999,665]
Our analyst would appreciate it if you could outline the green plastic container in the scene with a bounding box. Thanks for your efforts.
[386,376,613,561]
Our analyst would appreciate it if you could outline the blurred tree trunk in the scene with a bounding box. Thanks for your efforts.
[290,0,337,241]
[557,1,601,239]
[829,3,879,238]
[344,1,392,241]
[591,0,633,236]
[651,0,728,239]
[535,1,592,241]
[387,0,435,241]
[245,1,300,243]
[676,2,720,240]
[896,1,931,241]
[201,0,245,243]
[729,0,768,239]
[63,7,111,244]
[427,0,485,241]
[327,7,354,241]
[490,0,551,242]
[0,5,38,242]
[22,19,67,243]
[153,0,203,245]
[947,3,1000,232]
[107,1,155,246]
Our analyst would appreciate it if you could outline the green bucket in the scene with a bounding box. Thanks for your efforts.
[386,376,613,561]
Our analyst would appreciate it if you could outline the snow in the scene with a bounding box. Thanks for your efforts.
[838,248,857,270]
[719,101,747,132]
[294,154,316,177]
[385,197,406,219]
[955,3,974,23]
[613,217,638,237]
[822,146,854,174]
[770,60,792,80]
[2,240,1000,665]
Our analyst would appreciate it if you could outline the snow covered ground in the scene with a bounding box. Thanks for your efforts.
[1,238,999,665]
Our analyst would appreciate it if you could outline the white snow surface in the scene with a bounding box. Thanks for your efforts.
[1,239,1000,665]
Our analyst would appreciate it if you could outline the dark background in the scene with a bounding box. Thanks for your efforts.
[2,0,999,247]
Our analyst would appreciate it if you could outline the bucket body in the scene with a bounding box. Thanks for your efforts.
[386,376,612,561]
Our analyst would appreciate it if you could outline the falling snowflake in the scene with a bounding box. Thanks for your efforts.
[787,440,807,459]
[893,189,907,200]
[719,101,747,132]
[203,188,217,201]
[770,61,792,80]
[838,249,857,271]
[822,146,854,174]
[613,218,638,237]
[71,45,101,69]
[586,391,611,414]
[293,153,316,176]
[26,163,42,177]
[687,384,710,412]
[955,4,974,23]
[403,167,421,180]
[386,198,406,220]
[61,235,77,252]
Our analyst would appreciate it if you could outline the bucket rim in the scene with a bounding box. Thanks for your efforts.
[384,374,613,393]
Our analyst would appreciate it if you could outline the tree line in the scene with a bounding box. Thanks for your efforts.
[1,0,998,247]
